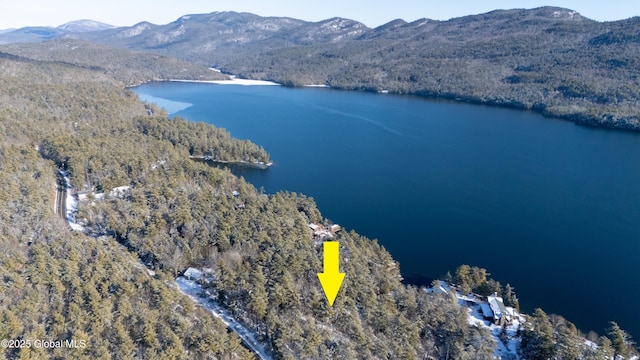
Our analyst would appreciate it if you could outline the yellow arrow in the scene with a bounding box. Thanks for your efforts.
[317,241,345,307]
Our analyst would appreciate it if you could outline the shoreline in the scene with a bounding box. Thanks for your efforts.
[189,156,273,170]
[132,75,639,132]
[327,86,640,132]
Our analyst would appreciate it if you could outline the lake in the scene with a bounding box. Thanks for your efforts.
[134,82,640,338]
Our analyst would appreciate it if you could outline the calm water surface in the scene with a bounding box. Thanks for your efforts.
[135,82,640,338]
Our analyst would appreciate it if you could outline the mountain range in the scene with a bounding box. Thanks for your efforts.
[1,7,639,130]
[0,20,113,44]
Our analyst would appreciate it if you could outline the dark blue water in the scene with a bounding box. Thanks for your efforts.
[135,82,640,338]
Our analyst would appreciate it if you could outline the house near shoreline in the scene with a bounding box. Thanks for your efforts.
[481,293,515,326]
[308,223,341,244]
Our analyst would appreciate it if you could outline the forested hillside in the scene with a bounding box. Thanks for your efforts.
[0,37,636,359]
[0,37,499,360]
[0,48,253,359]
[0,39,227,86]
[72,7,640,130]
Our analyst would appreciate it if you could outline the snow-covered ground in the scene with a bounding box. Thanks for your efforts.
[463,296,523,359]
[109,185,131,198]
[176,276,272,360]
[429,281,522,359]
[58,170,86,232]
[440,283,639,360]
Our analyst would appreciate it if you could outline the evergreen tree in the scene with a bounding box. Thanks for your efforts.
[607,321,629,359]
[597,335,614,359]
[555,322,581,360]
[455,264,473,294]
[503,283,520,311]
[248,266,268,321]
[520,308,554,360]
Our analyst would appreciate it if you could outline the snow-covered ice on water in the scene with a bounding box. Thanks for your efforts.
[136,93,192,114]
[170,78,280,86]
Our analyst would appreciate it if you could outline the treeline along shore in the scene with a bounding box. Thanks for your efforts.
[189,155,273,170]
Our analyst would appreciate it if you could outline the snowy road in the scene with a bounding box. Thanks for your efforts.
[176,277,272,360]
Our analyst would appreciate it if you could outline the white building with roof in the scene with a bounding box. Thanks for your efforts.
[487,294,511,325]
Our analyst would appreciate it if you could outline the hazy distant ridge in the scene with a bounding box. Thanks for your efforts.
[0,20,114,43]
[57,19,114,32]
